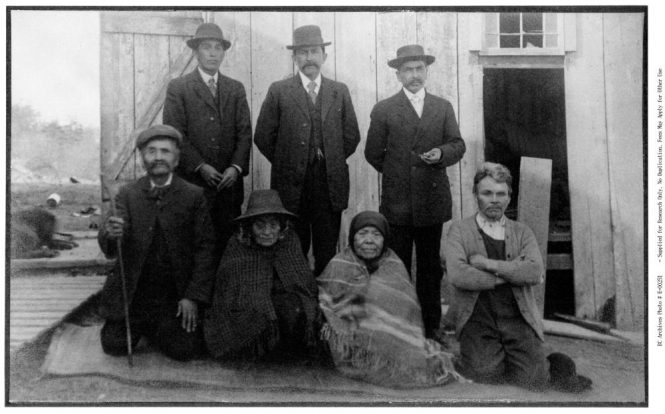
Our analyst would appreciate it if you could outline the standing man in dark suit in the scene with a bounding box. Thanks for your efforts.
[365,45,466,341]
[163,23,252,256]
[255,25,360,276]
[99,124,217,361]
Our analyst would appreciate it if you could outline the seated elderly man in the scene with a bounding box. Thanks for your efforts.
[98,124,217,361]
[444,162,591,392]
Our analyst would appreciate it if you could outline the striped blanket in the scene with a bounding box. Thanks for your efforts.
[317,247,464,388]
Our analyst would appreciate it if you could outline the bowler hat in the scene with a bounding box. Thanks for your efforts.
[136,124,183,150]
[187,23,231,51]
[547,352,593,393]
[286,25,331,50]
[234,190,297,222]
[388,44,435,69]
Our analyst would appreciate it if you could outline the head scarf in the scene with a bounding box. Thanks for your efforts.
[348,211,390,272]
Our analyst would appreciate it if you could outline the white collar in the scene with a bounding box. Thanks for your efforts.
[150,173,173,188]
[475,212,506,240]
[403,87,426,101]
[198,67,219,84]
[299,71,322,91]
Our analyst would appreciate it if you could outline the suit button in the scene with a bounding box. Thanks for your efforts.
[302,123,308,127]
[210,117,215,121]
[211,138,216,142]
[432,182,437,188]
[301,141,305,145]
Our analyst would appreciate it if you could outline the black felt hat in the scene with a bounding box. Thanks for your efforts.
[547,352,593,393]
[187,23,231,51]
[388,44,435,69]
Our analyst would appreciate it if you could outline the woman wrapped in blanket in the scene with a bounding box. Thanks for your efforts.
[204,189,324,362]
[317,211,465,388]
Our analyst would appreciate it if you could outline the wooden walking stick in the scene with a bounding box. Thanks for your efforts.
[101,175,133,367]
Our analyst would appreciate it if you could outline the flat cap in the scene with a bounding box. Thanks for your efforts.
[136,124,183,150]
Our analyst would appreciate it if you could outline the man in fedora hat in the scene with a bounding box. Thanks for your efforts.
[255,25,360,276]
[99,124,217,361]
[163,22,252,257]
[365,44,466,341]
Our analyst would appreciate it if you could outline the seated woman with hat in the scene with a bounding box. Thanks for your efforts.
[204,190,322,361]
[317,211,465,388]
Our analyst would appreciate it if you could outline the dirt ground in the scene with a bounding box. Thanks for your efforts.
[10,182,103,231]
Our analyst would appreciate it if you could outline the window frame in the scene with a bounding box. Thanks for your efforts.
[480,12,565,56]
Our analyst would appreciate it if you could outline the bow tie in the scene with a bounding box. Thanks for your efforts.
[148,185,170,200]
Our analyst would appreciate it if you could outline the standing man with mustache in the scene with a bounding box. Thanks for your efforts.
[255,25,360,276]
[163,23,252,258]
[99,125,217,361]
[365,45,466,342]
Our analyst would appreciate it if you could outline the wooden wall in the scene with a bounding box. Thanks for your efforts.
[100,10,644,329]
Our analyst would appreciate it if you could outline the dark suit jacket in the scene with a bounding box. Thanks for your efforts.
[254,75,360,213]
[163,69,252,206]
[365,90,466,226]
[98,175,217,320]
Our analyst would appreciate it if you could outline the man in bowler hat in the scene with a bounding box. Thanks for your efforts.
[255,25,360,276]
[365,45,466,341]
[163,22,252,256]
[99,125,217,361]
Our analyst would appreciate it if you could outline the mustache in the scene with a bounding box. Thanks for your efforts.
[148,161,170,169]
[303,61,320,68]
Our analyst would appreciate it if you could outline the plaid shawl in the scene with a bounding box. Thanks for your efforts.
[317,247,465,388]
[203,230,318,358]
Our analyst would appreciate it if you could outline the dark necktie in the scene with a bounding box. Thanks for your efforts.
[208,77,217,98]
[307,81,317,104]
[148,185,170,201]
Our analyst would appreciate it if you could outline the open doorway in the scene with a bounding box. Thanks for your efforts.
[483,68,574,318]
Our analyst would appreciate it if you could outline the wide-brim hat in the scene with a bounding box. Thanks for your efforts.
[388,44,435,69]
[547,352,593,393]
[234,189,297,222]
[286,25,331,50]
[136,124,182,150]
[187,23,231,51]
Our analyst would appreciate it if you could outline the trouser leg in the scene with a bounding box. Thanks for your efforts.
[388,223,414,279]
[500,316,550,391]
[414,223,444,338]
[100,319,142,356]
[457,298,506,384]
[154,314,205,362]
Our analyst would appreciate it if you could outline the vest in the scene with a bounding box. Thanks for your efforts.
[304,88,324,164]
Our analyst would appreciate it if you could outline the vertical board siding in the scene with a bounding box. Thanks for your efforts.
[564,14,615,321]
[603,13,645,330]
[249,12,294,191]
[457,13,485,218]
[335,12,379,249]
[100,31,135,181]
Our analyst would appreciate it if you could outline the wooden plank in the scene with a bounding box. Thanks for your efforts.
[293,12,337,81]
[100,31,135,181]
[457,13,485,219]
[376,11,417,102]
[416,12,461,260]
[603,13,644,330]
[335,12,378,251]
[517,157,552,317]
[543,319,621,343]
[101,12,203,37]
[564,13,615,321]
[249,12,294,191]
[212,11,253,211]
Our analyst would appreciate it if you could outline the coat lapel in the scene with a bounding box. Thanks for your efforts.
[158,175,183,211]
[320,77,335,122]
[217,73,229,116]
[189,70,218,112]
[287,75,311,119]
[415,93,438,139]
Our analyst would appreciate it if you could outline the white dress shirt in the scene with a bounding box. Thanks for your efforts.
[403,87,426,118]
[475,212,507,241]
[299,71,322,95]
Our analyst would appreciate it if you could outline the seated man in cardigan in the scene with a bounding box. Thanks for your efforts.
[98,124,217,361]
[444,162,591,392]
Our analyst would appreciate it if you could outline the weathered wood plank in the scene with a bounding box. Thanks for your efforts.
[457,13,485,218]
[376,11,417,102]
[249,12,294,191]
[100,31,135,181]
[517,156,553,316]
[335,12,378,251]
[564,13,615,321]
[416,11,461,260]
[102,12,203,37]
[212,12,253,210]
[603,13,644,330]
